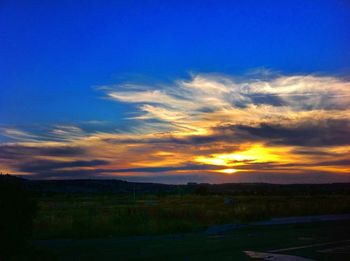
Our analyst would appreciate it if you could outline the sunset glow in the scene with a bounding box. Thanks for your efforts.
[1,73,349,183]
[195,144,288,167]
[1,1,349,184]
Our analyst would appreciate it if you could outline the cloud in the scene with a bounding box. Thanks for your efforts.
[0,144,85,160]
[0,128,42,142]
[18,159,109,173]
[317,159,350,166]
[2,72,350,182]
[110,164,222,173]
[233,119,350,146]
[106,74,350,123]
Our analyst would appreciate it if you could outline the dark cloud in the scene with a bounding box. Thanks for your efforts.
[234,119,350,146]
[112,164,222,173]
[101,135,221,146]
[249,94,285,106]
[27,169,107,179]
[0,145,85,160]
[317,159,350,166]
[101,118,350,148]
[25,164,221,179]
[197,107,216,113]
[16,161,218,180]
[291,149,337,156]
[18,159,109,173]
[245,159,350,169]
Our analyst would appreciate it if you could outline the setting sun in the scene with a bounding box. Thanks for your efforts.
[218,169,237,174]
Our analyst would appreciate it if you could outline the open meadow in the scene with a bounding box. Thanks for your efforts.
[32,220,350,261]
[2,177,350,260]
[33,193,350,239]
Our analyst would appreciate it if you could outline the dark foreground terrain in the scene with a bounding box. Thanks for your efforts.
[30,219,350,260]
[2,176,350,260]
[24,178,350,196]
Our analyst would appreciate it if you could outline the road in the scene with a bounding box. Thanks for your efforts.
[32,215,350,260]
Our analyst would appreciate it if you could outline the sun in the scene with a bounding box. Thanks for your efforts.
[218,168,236,174]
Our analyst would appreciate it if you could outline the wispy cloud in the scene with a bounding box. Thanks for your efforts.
[0,128,42,142]
[1,72,350,183]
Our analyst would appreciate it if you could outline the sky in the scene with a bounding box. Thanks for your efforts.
[1,0,350,183]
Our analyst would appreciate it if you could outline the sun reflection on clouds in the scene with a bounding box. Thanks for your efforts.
[194,144,291,167]
[1,72,350,182]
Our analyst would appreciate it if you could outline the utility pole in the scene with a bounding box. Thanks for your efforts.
[133,185,136,201]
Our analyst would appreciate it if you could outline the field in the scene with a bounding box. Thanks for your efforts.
[2,178,350,260]
[32,219,350,260]
[33,194,350,239]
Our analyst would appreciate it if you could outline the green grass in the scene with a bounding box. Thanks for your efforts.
[32,194,350,239]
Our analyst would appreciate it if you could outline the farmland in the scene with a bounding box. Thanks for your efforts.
[3,177,350,260]
[31,184,350,239]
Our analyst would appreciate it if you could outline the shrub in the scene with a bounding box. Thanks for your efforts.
[0,175,37,259]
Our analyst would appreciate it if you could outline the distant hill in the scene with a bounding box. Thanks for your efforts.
[24,179,181,195]
[1,176,349,196]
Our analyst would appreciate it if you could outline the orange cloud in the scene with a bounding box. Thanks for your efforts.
[1,73,350,182]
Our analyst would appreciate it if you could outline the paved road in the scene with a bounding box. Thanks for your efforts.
[32,215,350,260]
[205,213,350,235]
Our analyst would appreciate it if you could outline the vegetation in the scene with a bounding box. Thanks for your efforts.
[31,220,350,261]
[2,177,349,254]
[0,175,37,259]
[33,193,350,239]
[2,177,350,260]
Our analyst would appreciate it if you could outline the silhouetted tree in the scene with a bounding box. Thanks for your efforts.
[0,175,37,259]
[194,185,210,195]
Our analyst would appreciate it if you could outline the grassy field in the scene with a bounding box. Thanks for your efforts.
[31,220,350,260]
[33,194,350,239]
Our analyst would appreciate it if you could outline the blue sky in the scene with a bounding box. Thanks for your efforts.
[1,1,350,182]
[1,0,349,125]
